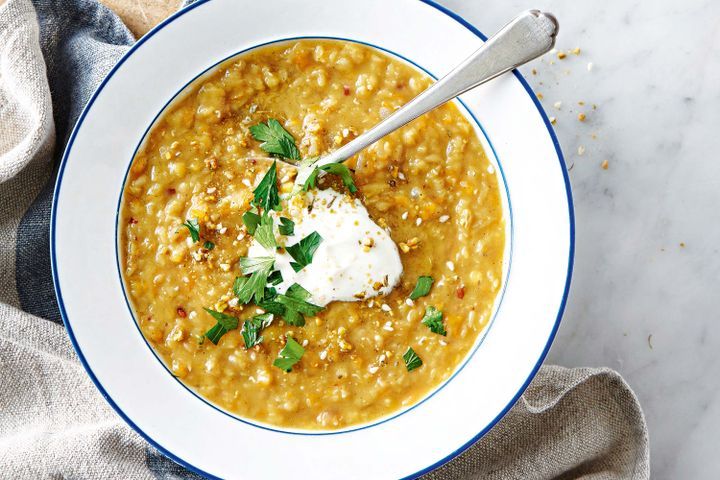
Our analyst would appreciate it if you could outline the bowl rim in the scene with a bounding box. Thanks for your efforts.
[51,1,574,478]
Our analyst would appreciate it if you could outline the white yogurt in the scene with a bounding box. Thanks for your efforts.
[247,188,403,306]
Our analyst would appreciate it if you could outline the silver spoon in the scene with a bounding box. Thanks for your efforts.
[294,10,558,184]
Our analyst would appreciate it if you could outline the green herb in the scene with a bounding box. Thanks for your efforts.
[233,260,273,304]
[254,214,277,250]
[279,217,295,236]
[267,270,283,286]
[257,299,286,316]
[251,161,281,211]
[302,163,358,194]
[421,306,446,336]
[273,336,305,372]
[238,256,274,274]
[301,167,321,192]
[403,347,423,372]
[203,308,239,344]
[181,218,200,242]
[249,119,301,161]
[409,276,434,300]
[274,283,323,326]
[286,231,322,272]
[203,241,215,250]
[242,211,261,234]
[241,313,274,349]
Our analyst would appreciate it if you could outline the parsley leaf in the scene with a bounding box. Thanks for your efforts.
[239,256,274,274]
[409,276,434,300]
[242,211,261,234]
[279,217,295,236]
[203,240,215,250]
[302,163,358,194]
[274,283,323,326]
[267,270,283,286]
[403,347,423,372]
[273,336,305,372]
[241,313,274,349]
[421,306,446,336]
[251,161,281,211]
[181,218,200,242]
[254,214,277,250]
[203,308,239,344]
[249,119,301,161]
[286,231,322,272]
[233,260,273,304]
[301,167,321,192]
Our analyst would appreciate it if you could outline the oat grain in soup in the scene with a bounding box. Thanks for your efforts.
[120,39,505,429]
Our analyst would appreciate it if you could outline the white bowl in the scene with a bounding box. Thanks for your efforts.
[51,0,573,478]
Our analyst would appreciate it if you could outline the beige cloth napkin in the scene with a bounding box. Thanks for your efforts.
[0,0,650,478]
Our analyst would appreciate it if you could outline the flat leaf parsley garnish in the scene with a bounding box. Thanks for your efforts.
[233,258,274,304]
[421,306,446,336]
[181,218,200,242]
[258,283,323,327]
[286,231,323,272]
[249,119,301,161]
[239,256,275,274]
[302,162,358,194]
[251,160,281,211]
[242,210,261,234]
[403,347,423,372]
[273,336,305,372]
[278,217,295,236]
[241,313,274,349]
[409,275,434,300]
[203,240,215,250]
[254,214,277,250]
[203,308,239,345]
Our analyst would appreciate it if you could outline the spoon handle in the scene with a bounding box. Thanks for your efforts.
[316,10,558,168]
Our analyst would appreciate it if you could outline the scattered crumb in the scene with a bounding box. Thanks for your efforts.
[549,116,557,125]
[647,334,653,350]
[532,68,537,75]
[587,62,593,71]
[553,101,562,109]
[577,145,586,156]
[572,47,581,55]
[578,101,585,106]
[601,159,609,170]
[557,51,567,60]
[680,242,686,248]
[536,92,544,100]
[578,113,586,122]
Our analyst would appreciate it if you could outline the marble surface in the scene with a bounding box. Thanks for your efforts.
[434,0,720,477]
[104,0,720,477]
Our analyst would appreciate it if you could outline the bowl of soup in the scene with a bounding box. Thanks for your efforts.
[52,1,572,478]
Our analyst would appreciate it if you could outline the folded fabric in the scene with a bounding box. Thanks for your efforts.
[0,0,650,478]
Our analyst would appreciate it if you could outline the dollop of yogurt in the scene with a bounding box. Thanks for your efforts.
[247,188,403,306]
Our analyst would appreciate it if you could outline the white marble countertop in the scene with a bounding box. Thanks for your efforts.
[437,0,720,477]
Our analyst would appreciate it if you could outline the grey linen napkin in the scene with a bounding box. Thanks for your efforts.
[0,0,650,478]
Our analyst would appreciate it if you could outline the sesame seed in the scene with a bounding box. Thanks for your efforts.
[319,350,328,360]
[405,298,414,307]
[439,215,450,223]
[368,365,379,374]
[302,339,309,347]
[446,261,455,271]
[241,178,251,187]
[416,217,422,226]
[401,211,408,220]
[381,304,391,312]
